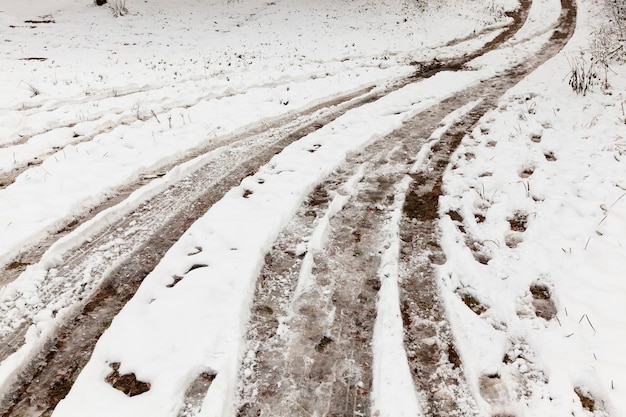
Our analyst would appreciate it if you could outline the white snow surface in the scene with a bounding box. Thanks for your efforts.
[0,0,625,415]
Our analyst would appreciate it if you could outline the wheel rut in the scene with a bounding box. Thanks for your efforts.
[0,85,382,417]
[238,0,576,415]
[0,84,376,280]
[238,147,409,416]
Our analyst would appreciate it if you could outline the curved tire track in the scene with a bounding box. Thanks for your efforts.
[0,84,386,417]
[238,0,575,415]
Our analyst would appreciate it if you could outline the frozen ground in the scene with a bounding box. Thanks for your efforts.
[0,0,624,416]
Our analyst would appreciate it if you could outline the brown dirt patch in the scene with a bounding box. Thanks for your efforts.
[459,292,488,315]
[404,176,442,221]
[105,362,151,397]
[508,212,528,232]
[530,283,557,320]
[574,387,596,412]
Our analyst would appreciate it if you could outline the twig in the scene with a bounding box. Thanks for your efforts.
[151,110,160,124]
[611,192,626,208]
[579,314,597,333]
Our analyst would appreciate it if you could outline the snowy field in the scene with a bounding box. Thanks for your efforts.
[1,0,625,416]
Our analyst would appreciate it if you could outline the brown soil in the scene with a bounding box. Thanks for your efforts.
[105,362,151,397]
[574,387,596,412]
[530,283,557,320]
[0,85,388,417]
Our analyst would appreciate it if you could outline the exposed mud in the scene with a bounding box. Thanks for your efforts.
[0,86,390,417]
[105,362,151,397]
[237,0,576,414]
[238,150,406,416]
[411,0,531,78]
[0,85,376,283]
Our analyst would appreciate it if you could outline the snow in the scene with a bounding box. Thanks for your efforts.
[1,0,625,415]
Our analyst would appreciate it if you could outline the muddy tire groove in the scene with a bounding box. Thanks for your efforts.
[238,141,412,416]
[0,84,390,417]
[0,85,378,283]
[238,0,575,414]
[398,0,576,415]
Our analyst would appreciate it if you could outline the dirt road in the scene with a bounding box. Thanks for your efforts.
[0,0,576,415]
[237,0,575,416]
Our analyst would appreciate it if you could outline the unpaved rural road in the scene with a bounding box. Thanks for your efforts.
[0,0,575,415]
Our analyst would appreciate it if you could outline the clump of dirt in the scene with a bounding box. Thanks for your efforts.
[530,283,557,320]
[502,353,514,364]
[447,344,462,369]
[404,176,442,221]
[5,260,30,270]
[105,362,151,397]
[459,291,488,315]
[187,246,203,256]
[186,263,209,273]
[24,19,56,24]
[167,275,184,288]
[447,210,464,223]
[520,167,534,178]
[308,184,331,207]
[574,387,595,412]
[544,151,557,161]
[315,336,333,353]
[507,212,528,232]
[529,283,550,300]
[255,304,274,315]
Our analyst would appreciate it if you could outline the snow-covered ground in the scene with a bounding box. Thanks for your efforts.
[1,0,625,415]
[439,3,626,414]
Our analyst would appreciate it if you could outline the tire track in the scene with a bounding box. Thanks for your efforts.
[0,68,356,149]
[0,71,373,190]
[0,84,387,417]
[0,84,377,284]
[0,59,463,416]
[237,134,417,417]
[398,1,576,415]
[238,0,575,415]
